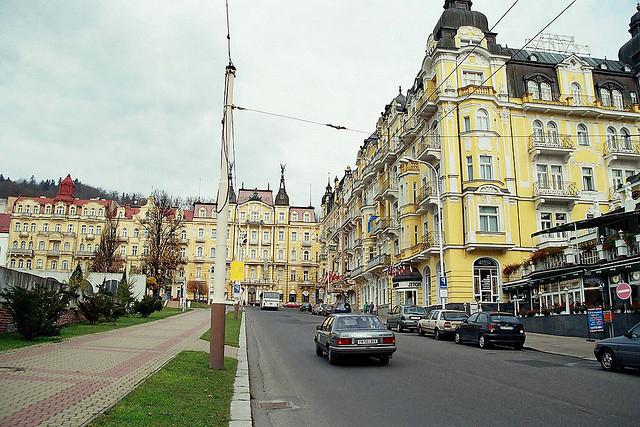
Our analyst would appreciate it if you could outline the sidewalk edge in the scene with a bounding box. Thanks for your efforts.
[524,345,597,362]
[229,310,252,426]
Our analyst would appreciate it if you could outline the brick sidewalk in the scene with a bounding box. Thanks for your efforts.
[0,309,220,427]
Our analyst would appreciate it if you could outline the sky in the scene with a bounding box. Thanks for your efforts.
[1,0,638,207]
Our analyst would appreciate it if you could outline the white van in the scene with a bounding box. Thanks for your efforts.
[260,291,280,310]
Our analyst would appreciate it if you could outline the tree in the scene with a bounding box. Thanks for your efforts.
[187,281,207,301]
[92,204,124,273]
[140,191,184,297]
[115,270,135,312]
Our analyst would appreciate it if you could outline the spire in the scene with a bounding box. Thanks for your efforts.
[55,174,76,202]
[275,164,290,206]
[227,172,236,203]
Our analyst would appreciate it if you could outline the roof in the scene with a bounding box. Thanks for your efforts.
[14,196,111,207]
[123,206,140,219]
[505,48,632,73]
[290,207,317,222]
[0,213,10,233]
[237,189,274,205]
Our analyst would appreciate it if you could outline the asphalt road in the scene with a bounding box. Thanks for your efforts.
[246,308,640,427]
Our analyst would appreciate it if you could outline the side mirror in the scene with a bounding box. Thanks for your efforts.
[463,319,469,324]
[316,325,322,331]
[624,331,632,339]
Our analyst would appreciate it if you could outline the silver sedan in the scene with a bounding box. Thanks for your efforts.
[314,314,397,365]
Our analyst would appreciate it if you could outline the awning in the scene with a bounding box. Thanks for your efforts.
[392,271,422,283]
[531,209,640,237]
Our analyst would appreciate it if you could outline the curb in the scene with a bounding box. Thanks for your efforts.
[524,345,597,362]
[229,310,252,427]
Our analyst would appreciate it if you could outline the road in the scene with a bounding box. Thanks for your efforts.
[246,307,640,427]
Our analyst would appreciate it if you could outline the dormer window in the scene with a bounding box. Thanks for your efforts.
[599,83,625,109]
[600,63,608,70]
[624,65,632,72]
[526,77,554,101]
[529,54,538,62]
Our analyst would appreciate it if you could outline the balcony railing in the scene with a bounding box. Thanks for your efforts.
[458,85,495,97]
[46,250,61,256]
[533,181,579,198]
[351,265,364,277]
[417,184,437,205]
[528,133,575,151]
[75,251,95,257]
[9,249,33,256]
[604,138,640,156]
[424,231,445,247]
[367,254,390,270]
[399,161,420,175]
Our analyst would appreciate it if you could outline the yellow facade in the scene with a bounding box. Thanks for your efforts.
[320,2,640,313]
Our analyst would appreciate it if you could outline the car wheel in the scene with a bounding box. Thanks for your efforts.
[478,335,490,349]
[600,349,617,371]
[315,342,323,356]
[417,325,424,336]
[454,331,463,344]
[386,322,391,330]
[396,323,403,333]
[328,348,338,365]
[434,328,441,341]
[513,343,524,351]
[379,355,390,366]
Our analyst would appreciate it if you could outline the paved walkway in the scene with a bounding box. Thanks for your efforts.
[0,309,230,427]
[525,332,598,361]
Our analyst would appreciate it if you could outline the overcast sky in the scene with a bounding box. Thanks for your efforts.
[1,0,637,207]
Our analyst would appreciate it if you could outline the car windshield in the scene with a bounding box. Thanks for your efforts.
[404,306,426,314]
[262,292,279,300]
[443,312,468,321]
[335,316,385,330]
[631,323,640,337]
[490,314,519,323]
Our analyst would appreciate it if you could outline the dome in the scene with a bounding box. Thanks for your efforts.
[618,4,640,72]
[433,0,489,41]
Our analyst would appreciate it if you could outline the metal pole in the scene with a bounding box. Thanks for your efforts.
[210,63,235,370]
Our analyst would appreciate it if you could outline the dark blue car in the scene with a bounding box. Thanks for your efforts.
[594,322,640,372]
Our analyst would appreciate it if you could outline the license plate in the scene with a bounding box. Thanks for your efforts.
[410,316,420,320]
[358,339,378,345]
[500,326,514,330]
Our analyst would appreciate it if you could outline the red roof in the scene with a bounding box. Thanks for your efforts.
[183,210,194,221]
[0,213,10,233]
[290,207,317,222]
[14,196,111,208]
[123,206,140,219]
[237,189,274,205]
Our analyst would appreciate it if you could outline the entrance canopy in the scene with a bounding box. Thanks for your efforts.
[532,209,640,237]
[392,271,422,292]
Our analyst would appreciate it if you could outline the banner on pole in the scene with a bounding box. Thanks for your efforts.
[230,261,245,281]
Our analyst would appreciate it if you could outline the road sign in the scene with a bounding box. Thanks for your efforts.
[616,283,632,300]
[233,283,241,295]
[439,288,448,298]
[587,308,605,333]
[439,277,447,289]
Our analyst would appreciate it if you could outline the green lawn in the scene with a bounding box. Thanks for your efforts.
[200,311,243,347]
[91,351,237,427]
[189,301,210,309]
[0,308,184,352]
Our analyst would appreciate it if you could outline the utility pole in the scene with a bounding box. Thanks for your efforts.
[210,63,236,370]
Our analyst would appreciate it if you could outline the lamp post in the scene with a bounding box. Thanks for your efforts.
[563,286,570,314]
[399,157,445,309]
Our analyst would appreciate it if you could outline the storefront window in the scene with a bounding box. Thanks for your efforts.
[473,258,499,302]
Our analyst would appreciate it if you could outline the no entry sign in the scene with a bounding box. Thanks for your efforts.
[616,283,632,300]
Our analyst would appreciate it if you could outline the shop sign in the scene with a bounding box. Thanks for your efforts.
[587,308,605,333]
[394,280,421,291]
[481,278,492,291]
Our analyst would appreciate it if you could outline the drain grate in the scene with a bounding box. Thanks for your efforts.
[257,401,291,410]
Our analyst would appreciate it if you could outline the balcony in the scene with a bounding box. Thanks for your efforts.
[400,120,419,144]
[75,251,95,258]
[533,181,579,208]
[416,184,438,213]
[118,236,129,243]
[46,250,61,256]
[416,90,438,120]
[380,144,397,165]
[9,249,33,256]
[528,134,575,161]
[350,265,364,278]
[361,164,376,185]
[195,236,206,243]
[458,85,495,97]
[366,254,390,273]
[399,203,418,219]
[415,134,441,164]
[372,149,386,172]
[301,240,312,247]
[603,138,640,165]
[194,257,205,263]
[424,231,445,249]
[18,231,29,238]
[398,161,420,177]
[178,238,189,245]
[85,234,95,241]
[64,232,77,238]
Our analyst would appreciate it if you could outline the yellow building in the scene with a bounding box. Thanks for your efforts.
[320,1,640,314]
[6,170,321,304]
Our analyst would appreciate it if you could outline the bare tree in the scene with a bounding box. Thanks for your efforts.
[140,191,184,297]
[92,204,124,273]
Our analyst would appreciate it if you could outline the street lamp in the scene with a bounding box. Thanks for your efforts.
[399,157,445,309]
[563,286,570,314]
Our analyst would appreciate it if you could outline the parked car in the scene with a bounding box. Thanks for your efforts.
[594,322,640,371]
[455,312,525,349]
[320,304,335,316]
[300,303,313,312]
[312,304,324,315]
[284,302,301,309]
[417,310,468,340]
[314,314,397,365]
[386,305,429,332]
[334,302,352,313]
[249,300,260,307]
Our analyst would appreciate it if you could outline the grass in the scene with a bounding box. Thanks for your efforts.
[0,308,184,352]
[189,301,210,309]
[200,311,243,347]
[91,351,237,427]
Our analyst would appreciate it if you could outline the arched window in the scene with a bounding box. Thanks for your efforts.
[55,224,61,233]
[133,228,139,238]
[571,82,582,104]
[197,247,203,257]
[621,128,632,149]
[476,109,489,131]
[86,244,92,252]
[304,213,310,222]
[540,82,552,101]
[251,249,257,259]
[79,243,85,251]
[20,241,26,249]
[55,206,64,215]
[26,259,32,270]
[42,223,49,232]
[577,124,589,146]
[28,241,33,250]
[527,80,540,99]
[67,224,73,233]
[81,225,87,234]
[181,230,187,240]
[606,126,617,145]
[18,259,23,269]
[278,249,284,260]
[61,260,68,270]
[88,225,94,235]
[69,206,76,216]
[303,250,310,261]
[31,223,36,232]
[291,249,297,261]
[263,249,269,260]
[292,212,299,221]
[39,241,45,250]
[612,89,624,109]
[45,205,52,214]
[36,259,43,269]
[546,121,559,143]
[210,247,215,258]
[64,242,70,251]
[121,228,128,238]
[473,258,499,303]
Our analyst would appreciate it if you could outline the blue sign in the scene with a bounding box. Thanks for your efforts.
[233,284,241,295]
[587,308,605,333]
[439,277,447,289]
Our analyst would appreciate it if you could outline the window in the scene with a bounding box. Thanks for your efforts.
[211,228,217,239]
[278,249,284,260]
[36,259,43,269]
[600,88,612,107]
[546,121,559,143]
[540,82,552,101]
[571,82,582,104]
[63,242,70,251]
[61,260,68,270]
[132,245,138,256]
[303,232,310,242]
[631,92,638,104]
[251,230,257,242]
[51,260,57,270]
[476,109,489,131]
[198,228,204,239]
[577,124,589,146]
[199,208,206,218]
[251,211,259,221]
[121,228,128,238]
[304,213,310,222]
[69,206,76,216]
[88,225,94,235]
[86,244,92,252]
[278,230,285,241]
[181,230,187,240]
[55,206,64,215]
[210,247,215,258]
[527,80,540,99]
[463,116,471,132]
[180,248,186,258]
[479,155,493,179]
[466,156,474,180]
[606,126,617,145]
[291,250,297,261]
[290,269,297,281]
[303,250,310,261]
[582,167,595,191]
[540,212,552,231]
[264,212,271,221]
[10,259,15,268]
[55,224,61,233]
[45,206,52,214]
[532,120,544,142]
[67,224,73,233]
[263,231,270,242]
[291,231,297,241]
[292,212,299,221]
[251,249,257,259]
[14,222,20,232]
[479,206,499,232]
[240,212,246,220]
[197,247,203,257]
[612,89,624,109]
[621,128,632,149]
[462,70,483,86]
[279,212,285,222]
[18,259,23,268]
[196,267,202,278]
[39,241,45,250]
